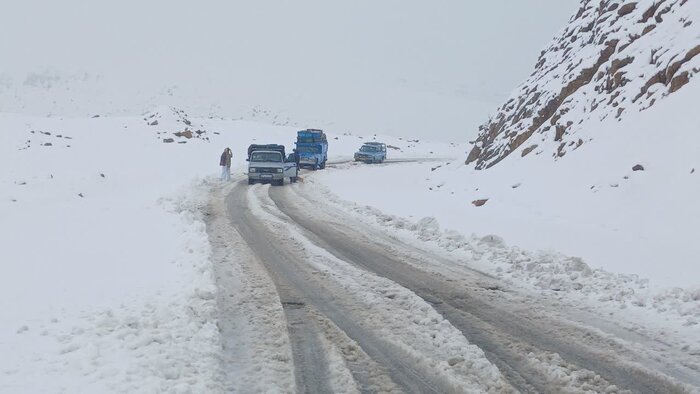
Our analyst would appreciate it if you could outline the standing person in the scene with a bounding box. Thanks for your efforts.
[293,148,300,166]
[219,148,232,181]
[292,148,300,182]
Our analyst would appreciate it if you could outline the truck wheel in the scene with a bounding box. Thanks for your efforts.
[275,179,284,186]
[248,178,254,185]
[320,160,326,169]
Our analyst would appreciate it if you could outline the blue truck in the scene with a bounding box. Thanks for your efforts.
[295,129,328,170]
[354,142,387,163]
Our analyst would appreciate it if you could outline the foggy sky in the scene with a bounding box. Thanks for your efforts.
[1,0,578,140]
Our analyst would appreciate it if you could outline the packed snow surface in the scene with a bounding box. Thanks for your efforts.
[1,105,698,391]
[0,109,460,391]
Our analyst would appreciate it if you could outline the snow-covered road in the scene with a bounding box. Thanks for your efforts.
[3,107,698,392]
[206,170,700,393]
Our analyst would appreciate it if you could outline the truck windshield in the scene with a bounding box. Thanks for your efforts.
[297,134,326,143]
[297,146,319,153]
[250,152,282,162]
[360,145,379,152]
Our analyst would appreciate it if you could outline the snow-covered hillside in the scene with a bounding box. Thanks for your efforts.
[467,0,699,167]
[390,0,700,289]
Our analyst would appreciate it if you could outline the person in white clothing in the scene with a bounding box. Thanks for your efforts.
[219,148,232,181]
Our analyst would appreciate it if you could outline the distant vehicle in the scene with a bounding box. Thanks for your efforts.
[247,144,298,185]
[295,129,328,170]
[354,142,386,163]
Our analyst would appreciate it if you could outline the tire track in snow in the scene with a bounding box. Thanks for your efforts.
[205,182,296,393]
[233,183,449,393]
[269,182,695,394]
[228,181,511,393]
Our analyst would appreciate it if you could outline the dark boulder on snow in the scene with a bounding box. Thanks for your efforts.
[472,199,489,207]
[174,130,193,139]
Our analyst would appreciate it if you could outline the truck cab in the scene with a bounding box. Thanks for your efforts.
[354,142,387,163]
[295,129,328,170]
[247,144,298,185]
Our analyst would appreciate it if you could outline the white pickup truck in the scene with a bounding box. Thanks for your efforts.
[247,144,298,186]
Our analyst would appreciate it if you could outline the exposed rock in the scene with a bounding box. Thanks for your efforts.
[618,2,637,17]
[640,2,663,23]
[555,125,566,142]
[642,24,656,35]
[162,138,174,143]
[632,164,645,171]
[174,130,193,139]
[472,199,489,207]
[670,71,690,93]
[465,146,481,165]
[149,120,159,126]
[521,144,538,157]
[467,0,699,169]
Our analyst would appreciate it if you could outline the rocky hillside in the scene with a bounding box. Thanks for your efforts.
[467,0,699,169]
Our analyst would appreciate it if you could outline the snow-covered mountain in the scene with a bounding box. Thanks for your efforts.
[467,0,699,168]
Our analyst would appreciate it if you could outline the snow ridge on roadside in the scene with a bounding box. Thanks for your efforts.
[305,177,700,329]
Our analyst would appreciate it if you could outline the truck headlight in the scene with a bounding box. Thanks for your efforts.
[276,168,283,173]
[249,168,257,173]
